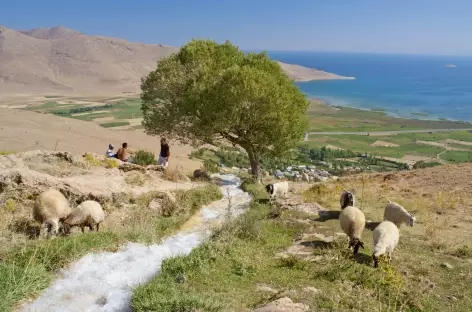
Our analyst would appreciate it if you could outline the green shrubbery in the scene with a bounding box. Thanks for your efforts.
[133,150,156,166]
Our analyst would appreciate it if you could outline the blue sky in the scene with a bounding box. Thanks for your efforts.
[1,0,472,55]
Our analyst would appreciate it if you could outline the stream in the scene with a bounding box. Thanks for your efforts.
[19,174,252,312]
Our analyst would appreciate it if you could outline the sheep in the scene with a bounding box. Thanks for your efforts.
[339,205,366,255]
[61,200,105,235]
[265,181,289,204]
[383,200,416,228]
[372,220,400,268]
[340,190,355,210]
[33,188,71,237]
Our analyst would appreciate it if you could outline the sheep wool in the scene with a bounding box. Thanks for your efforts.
[372,220,400,268]
[340,190,355,210]
[63,200,105,234]
[339,205,366,255]
[265,181,289,203]
[384,200,416,228]
[33,188,71,237]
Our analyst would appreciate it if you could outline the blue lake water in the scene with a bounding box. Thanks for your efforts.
[268,51,472,122]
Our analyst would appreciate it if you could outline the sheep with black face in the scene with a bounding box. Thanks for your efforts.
[340,190,355,210]
[265,181,289,204]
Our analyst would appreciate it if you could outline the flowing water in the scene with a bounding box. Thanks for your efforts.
[20,174,252,312]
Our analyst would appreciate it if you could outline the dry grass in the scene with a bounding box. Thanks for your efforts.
[124,171,149,186]
[163,167,189,182]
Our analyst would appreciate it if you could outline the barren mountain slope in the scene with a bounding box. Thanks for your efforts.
[0,107,199,172]
[0,25,352,95]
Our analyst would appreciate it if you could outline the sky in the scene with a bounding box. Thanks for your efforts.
[1,0,472,55]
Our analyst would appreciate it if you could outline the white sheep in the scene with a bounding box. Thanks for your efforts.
[265,181,289,203]
[383,200,416,228]
[33,188,71,237]
[340,190,355,210]
[61,200,105,235]
[339,205,366,255]
[372,220,400,268]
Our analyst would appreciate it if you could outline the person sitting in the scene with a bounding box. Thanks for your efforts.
[157,138,170,168]
[106,144,116,158]
[116,142,134,162]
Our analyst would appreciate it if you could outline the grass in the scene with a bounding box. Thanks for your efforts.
[0,184,222,311]
[307,100,472,133]
[100,121,130,128]
[0,151,15,155]
[132,165,472,311]
[0,232,122,311]
[307,130,472,163]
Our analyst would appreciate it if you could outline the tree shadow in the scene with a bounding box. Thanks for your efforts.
[9,218,41,239]
[315,210,341,222]
[365,221,381,231]
[258,198,270,205]
[300,240,334,249]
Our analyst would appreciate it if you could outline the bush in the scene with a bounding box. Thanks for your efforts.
[103,158,119,168]
[133,150,156,166]
[203,159,219,173]
[413,161,442,169]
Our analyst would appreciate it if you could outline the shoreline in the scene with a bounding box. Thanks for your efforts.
[308,96,472,125]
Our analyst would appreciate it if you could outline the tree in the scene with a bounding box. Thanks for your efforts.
[141,39,308,177]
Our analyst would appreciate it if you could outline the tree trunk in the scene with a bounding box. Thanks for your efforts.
[246,149,260,179]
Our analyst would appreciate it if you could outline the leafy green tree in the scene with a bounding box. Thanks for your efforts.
[141,39,308,176]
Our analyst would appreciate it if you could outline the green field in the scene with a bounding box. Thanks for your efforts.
[305,101,472,164]
[22,98,143,128]
[307,100,471,132]
[20,96,472,164]
[307,130,472,164]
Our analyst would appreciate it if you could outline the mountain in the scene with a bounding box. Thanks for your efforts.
[0,25,352,94]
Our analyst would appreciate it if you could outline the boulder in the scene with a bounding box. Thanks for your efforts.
[253,297,309,312]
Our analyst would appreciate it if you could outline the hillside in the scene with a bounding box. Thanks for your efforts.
[0,25,352,95]
[0,107,199,172]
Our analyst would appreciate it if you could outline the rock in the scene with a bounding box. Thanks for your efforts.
[302,287,321,294]
[146,165,165,172]
[256,285,279,294]
[253,297,309,312]
[193,169,210,180]
[148,199,162,212]
[448,295,458,301]
[164,191,177,204]
[119,163,146,173]
[441,262,454,270]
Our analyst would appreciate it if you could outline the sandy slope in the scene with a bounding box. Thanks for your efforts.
[0,108,200,172]
[0,25,353,95]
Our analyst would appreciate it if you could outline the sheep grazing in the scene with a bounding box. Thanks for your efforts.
[384,200,416,228]
[62,200,105,235]
[265,181,289,204]
[372,220,400,268]
[33,188,72,237]
[340,190,355,210]
[339,205,366,255]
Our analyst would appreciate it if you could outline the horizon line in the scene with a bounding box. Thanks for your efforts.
[5,24,472,58]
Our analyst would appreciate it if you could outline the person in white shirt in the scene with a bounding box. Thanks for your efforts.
[106,144,116,158]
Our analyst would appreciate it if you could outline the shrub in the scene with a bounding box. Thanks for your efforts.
[163,167,188,182]
[133,150,156,166]
[83,153,102,167]
[2,198,16,212]
[103,158,119,168]
[203,159,219,173]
